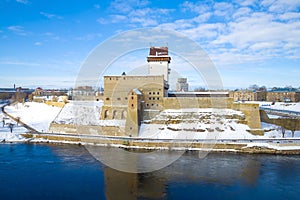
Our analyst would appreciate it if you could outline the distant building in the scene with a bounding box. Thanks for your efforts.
[266,89,300,102]
[0,87,33,102]
[229,90,255,101]
[230,89,300,102]
[176,78,189,92]
[70,86,102,101]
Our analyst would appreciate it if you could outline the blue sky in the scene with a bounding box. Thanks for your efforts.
[0,0,299,89]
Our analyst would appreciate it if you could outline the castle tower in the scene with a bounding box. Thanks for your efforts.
[147,47,171,83]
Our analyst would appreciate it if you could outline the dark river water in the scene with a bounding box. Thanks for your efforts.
[1,143,300,200]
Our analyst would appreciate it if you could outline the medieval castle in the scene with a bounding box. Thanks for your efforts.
[98,47,262,137]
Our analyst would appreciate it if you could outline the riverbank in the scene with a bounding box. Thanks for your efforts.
[2,101,300,155]
[15,132,300,155]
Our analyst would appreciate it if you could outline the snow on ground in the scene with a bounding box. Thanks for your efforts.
[249,101,300,112]
[0,104,27,142]
[262,122,300,138]
[4,102,62,132]
[2,100,299,142]
[139,123,257,140]
[53,101,103,125]
[140,108,258,140]
[245,143,300,150]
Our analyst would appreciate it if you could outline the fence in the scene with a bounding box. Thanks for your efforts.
[260,107,300,116]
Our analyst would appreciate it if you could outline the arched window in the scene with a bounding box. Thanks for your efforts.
[104,110,109,119]
[112,110,117,119]
[121,110,127,119]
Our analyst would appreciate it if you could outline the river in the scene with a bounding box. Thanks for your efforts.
[1,143,300,199]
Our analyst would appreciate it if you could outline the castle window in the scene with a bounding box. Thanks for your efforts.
[106,97,110,101]
[112,110,117,119]
[131,96,134,100]
[121,110,127,119]
[125,97,128,100]
[157,92,160,95]
[149,92,151,95]
[146,104,149,107]
[109,77,112,80]
[131,104,134,107]
[157,97,160,100]
[104,110,109,119]
[117,97,121,100]
[149,97,151,100]
[153,92,155,95]
[151,104,154,106]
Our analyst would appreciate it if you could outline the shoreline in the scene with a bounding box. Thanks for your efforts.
[2,132,299,155]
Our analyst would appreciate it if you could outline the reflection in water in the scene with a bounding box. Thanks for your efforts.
[2,144,300,200]
[103,151,261,200]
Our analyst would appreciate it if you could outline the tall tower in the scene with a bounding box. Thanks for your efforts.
[147,47,171,82]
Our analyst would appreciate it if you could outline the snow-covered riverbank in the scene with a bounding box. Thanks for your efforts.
[1,101,300,152]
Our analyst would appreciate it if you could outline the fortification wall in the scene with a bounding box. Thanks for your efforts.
[49,123,125,136]
[163,97,233,109]
[232,103,261,129]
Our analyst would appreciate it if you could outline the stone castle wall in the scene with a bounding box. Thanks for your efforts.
[49,123,125,136]
[231,103,261,129]
[163,97,233,109]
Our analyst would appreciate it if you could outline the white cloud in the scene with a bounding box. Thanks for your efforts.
[279,12,300,20]
[213,2,234,17]
[98,7,174,27]
[44,32,61,40]
[261,0,300,13]
[40,12,62,19]
[34,42,42,46]
[180,1,209,14]
[110,0,150,13]
[110,14,127,23]
[234,0,257,6]
[7,25,29,36]
[232,7,252,19]
[155,1,300,67]
[0,60,41,66]
[74,33,102,41]
[16,0,29,4]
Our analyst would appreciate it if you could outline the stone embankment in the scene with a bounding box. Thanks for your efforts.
[22,132,300,155]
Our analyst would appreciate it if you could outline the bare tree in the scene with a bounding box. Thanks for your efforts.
[290,118,297,138]
[280,126,286,138]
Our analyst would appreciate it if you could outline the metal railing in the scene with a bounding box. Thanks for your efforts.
[260,107,300,116]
